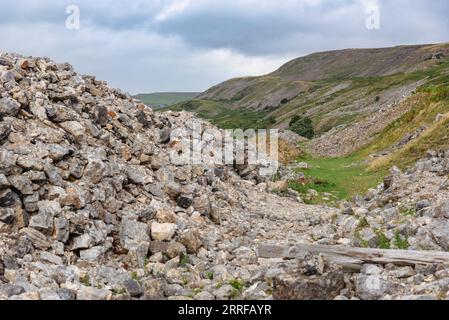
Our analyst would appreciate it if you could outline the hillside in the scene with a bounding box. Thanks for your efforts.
[168,43,449,203]
[134,92,199,109]
[171,43,449,137]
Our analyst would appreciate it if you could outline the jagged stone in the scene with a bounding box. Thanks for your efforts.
[20,228,51,250]
[0,189,16,207]
[166,242,187,259]
[72,234,95,250]
[80,247,105,261]
[123,278,143,298]
[177,194,193,209]
[355,273,399,300]
[0,284,25,298]
[151,223,177,242]
[0,174,10,188]
[0,122,11,141]
[179,229,202,254]
[0,97,20,116]
[0,208,15,224]
[7,175,34,195]
[142,278,166,299]
[77,287,111,300]
[56,288,76,301]
[273,270,345,300]
[29,201,61,233]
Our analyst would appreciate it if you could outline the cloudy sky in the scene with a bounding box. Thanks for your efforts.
[0,0,448,94]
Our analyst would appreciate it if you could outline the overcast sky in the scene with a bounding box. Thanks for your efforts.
[0,0,448,94]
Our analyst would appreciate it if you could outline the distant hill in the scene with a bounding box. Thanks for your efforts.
[134,92,200,109]
[168,43,449,157]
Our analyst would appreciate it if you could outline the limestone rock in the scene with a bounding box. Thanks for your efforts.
[0,97,20,116]
[151,223,177,242]
[179,230,202,254]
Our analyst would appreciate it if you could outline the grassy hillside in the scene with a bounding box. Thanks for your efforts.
[287,54,449,202]
[200,43,449,111]
[168,58,449,135]
[169,44,449,133]
[166,99,276,130]
[162,43,449,203]
[367,90,449,171]
[134,92,200,109]
[290,79,449,203]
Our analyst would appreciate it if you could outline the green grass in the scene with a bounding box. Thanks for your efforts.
[352,60,449,172]
[289,153,387,201]
[134,92,200,109]
[229,279,244,291]
[376,230,391,249]
[204,271,214,280]
[367,105,449,171]
[228,279,245,299]
[394,232,410,250]
[400,207,417,217]
[167,99,276,130]
[290,83,448,203]
[80,274,91,286]
[420,84,449,102]
[179,253,191,268]
[289,180,338,195]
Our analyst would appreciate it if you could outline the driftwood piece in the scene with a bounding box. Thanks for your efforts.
[258,244,449,271]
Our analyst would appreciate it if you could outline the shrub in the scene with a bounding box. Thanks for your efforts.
[289,115,302,127]
[289,115,315,139]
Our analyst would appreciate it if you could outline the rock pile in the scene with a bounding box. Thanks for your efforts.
[248,148,449,300]
[2,52,449,301]
[343,150,449,252]
[0,53,287,300]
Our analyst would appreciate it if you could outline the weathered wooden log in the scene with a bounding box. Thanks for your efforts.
[259,244,449,271]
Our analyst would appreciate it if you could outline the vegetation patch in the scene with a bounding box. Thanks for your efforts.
[289,115,315,139]
[167,100,276,130]
[179,253,191,268]
[228,279,245,299]
[376,230,391,249]
[394,232,410,250]
[289,152,386,201]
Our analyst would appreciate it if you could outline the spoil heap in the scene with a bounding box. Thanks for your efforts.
[2,53,449,301]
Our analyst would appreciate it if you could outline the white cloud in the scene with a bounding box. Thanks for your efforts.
[194,49,293,77]
[155,0,191,22]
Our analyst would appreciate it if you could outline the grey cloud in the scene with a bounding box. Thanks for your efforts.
[0,0,448,93]
[156,0,449,55]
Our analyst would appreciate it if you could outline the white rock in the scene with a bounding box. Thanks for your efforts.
[151,223,177,241]
[80,246,104,261]
[40,251,63,265]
